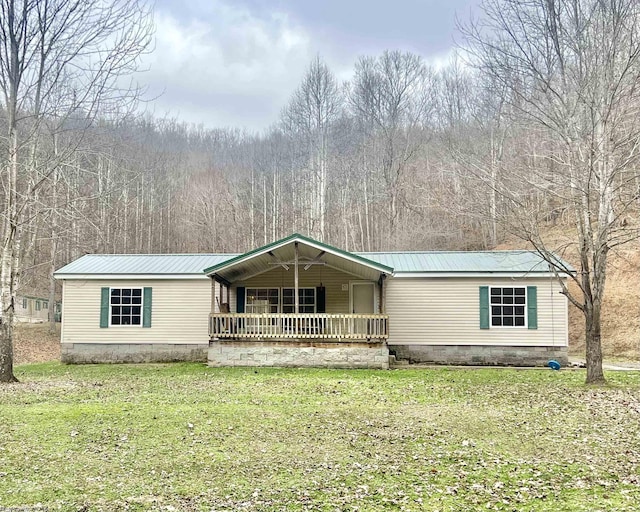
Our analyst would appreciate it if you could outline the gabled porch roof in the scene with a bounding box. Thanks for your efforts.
[203,233,394,284]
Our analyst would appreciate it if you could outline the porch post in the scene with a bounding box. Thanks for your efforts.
[294,241,299,314]
[211,277,216,314]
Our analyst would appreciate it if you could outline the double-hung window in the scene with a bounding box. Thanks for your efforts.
[100,287,150,328]
[243,287,316,314]
[490,287,526,327]
[110,288,142,326]
[245,288,279,314]
[282,288,315,313]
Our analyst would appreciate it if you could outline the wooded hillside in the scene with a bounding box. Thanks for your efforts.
[15,51,573,285]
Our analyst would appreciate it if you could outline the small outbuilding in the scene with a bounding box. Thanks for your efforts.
[54,233,570,367]
[15,295,59,323]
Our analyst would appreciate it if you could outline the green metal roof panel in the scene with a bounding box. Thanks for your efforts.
[54,246,573,277]
[55,253,239,275]
[357,250,572,273]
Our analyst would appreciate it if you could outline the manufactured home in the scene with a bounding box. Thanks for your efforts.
[15,295,60,323]
[53,233,570,368]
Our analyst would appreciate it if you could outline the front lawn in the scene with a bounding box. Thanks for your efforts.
[1,363,639,511]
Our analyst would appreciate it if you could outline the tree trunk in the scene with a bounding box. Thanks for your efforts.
[263,176,267,245]
[0,129,18,383]
[0,314,17,383]
[272,171,277,241]
[0,223,17,382]
[584,302,605,384]
[48,237,58,334]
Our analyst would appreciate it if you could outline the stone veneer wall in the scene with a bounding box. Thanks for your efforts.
[389,344,568,367]
[208,340,389,369]
[61,343,208,363]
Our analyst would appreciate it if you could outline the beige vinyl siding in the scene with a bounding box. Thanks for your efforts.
[385,276,568,347]
[230,266,379,313]
[61,279,215,345]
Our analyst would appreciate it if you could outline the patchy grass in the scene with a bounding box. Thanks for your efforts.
[1,364,640,511]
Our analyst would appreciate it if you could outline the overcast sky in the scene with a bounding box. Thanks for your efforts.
[141,0,480,132]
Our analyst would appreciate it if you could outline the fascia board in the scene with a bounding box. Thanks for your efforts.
[390,272,570,278]
[53,274,209,280]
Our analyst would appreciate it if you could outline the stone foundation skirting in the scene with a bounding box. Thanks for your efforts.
[389,344,568,367]
[208,340,390,369]
[61,343,208,363]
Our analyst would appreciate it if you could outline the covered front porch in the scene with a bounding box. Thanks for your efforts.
[204,234,393,368]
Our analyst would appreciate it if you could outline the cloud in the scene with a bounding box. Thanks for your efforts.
[140,1,314,130]
[137,0,475,131]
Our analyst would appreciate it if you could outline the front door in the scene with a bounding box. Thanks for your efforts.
[351,282,375,337]
[351,282,375,314]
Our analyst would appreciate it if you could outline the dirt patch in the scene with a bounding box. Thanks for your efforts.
[14,323,61,364]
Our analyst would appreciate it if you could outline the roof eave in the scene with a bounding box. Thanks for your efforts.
[391,271,572,278]
[53,273,210,280]
[203,233,393,277]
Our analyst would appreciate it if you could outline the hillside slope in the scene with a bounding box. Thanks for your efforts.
[497,225,640,360]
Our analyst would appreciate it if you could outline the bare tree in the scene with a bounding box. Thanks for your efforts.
[350,51,435,247]
[0,0,152,382]
[282,57,343,241]
[461,0,640,383]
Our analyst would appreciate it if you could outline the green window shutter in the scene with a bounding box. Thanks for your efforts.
[100,288,109,328]
[316,286,326,313]
[479,286,490,329]
[527,286,538,329]
[143,287,152,328]
[236,287,245,313]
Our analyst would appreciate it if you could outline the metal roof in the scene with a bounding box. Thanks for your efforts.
[54,253,238,277]
[357,250,566,274]
[54,243,573,279]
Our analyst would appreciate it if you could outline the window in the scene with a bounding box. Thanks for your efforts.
[43,300,48,310]
[35,300,41,311]
[282,288,315,313]
[490,287,526,327]
[22,298,27,309]
[110,288,142,326]
[243,287,316,313]
[100,287,150,328]
[246,288,279,314]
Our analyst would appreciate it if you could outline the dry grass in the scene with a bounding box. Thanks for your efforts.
[13,323,61,365]
[497,222,640,361]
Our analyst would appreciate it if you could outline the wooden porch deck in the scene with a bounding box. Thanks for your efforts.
[209,313,389,340]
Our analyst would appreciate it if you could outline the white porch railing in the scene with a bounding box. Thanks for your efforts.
[209,313,388,340]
